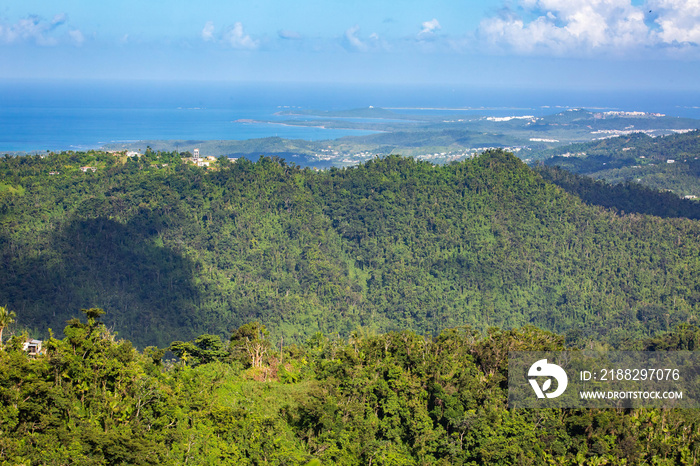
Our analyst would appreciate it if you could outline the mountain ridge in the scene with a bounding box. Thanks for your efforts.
[1,149,699,347]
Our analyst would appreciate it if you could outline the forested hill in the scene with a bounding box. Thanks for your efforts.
[536,165,700,220]
[540,130,700,198]
[2,150,700,347]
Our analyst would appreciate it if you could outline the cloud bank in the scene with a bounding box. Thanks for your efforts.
[319,0,700,58]
[478,0,700,56]
[650,0,700,44]
[5,1,700,62]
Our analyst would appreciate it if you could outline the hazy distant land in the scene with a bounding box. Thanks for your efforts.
[102,107,700,167]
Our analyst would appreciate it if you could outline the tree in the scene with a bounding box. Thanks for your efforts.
[0,305,16,345]
[169,334,228,366]
[230,322,270,368]
[82,307,107,327]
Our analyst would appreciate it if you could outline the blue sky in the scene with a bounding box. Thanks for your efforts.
[2,0,700,89]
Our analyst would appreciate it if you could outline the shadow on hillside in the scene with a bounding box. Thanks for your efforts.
[0,214,203,347]
[537,166,700,220]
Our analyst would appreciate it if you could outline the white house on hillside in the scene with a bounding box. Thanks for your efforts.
[23,339,43,356]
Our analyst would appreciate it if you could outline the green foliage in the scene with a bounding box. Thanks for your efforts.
[2,150,700,349]
[540,130,700,198]
[169,334,228,367]
[3,127,700,464]
[0,305,16,345]
[230,322,271,368]
[538,165,700,220]
[2,312,700,464]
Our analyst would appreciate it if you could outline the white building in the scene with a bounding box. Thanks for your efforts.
[23,339,43,356]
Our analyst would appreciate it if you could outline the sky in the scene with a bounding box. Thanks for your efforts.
[1,0,700,90]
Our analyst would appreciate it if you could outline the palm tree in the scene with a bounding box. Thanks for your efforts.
[0,306,16,346]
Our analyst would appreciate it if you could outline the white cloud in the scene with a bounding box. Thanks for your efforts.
[477,0,678,55]
[0,15,58,46]
[345,25,368,51]
[0,13,86,47]
[222,22,259,49]
[649,0,700,44]
[68,29,84,46]
[201,21,215,42]
[418,18,441,39]
[341,27,387,52]
[51,13,68,27]
[201,21,259,50]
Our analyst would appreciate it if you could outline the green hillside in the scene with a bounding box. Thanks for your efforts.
[540,130,700,197]
[2,150,700,347]
[4,309,700,465]
[536,165,700,220]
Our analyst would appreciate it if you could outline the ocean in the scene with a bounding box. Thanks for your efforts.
[2,80,700,153]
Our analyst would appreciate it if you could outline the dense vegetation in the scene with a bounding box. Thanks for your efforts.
[536,165,700,220]
[3,147,700,464]
[541,130,700,198]
[2,149,700,348]
[2,308,700,465]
